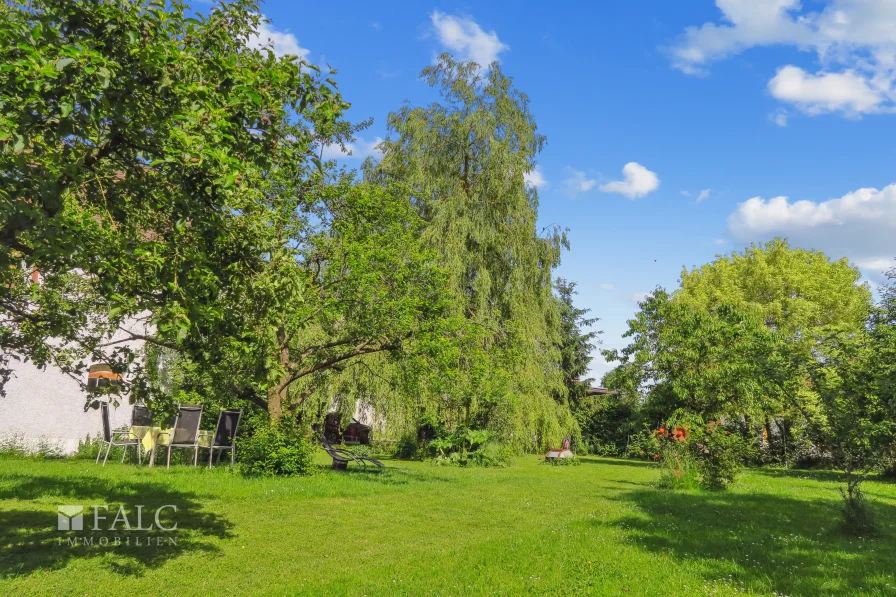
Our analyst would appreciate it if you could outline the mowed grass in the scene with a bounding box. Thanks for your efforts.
[1,454,895,597]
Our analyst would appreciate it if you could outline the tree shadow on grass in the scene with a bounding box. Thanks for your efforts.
[577,456,656,468]
[314,464,455,487]
[0,472,233,578]
[752,467,850,484]
[606,487,896,596]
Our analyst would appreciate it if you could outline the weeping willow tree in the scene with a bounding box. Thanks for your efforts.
[364,54,576,451]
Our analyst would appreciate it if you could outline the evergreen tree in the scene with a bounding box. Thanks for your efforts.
[554,278,600,407]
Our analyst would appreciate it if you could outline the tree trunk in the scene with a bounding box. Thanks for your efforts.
[267,326,291,421]
[267,384,285,421]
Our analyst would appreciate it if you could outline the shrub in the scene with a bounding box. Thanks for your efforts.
[840,478,877,536]
[691,422,752,490]
[427,428,509,467]
[579,439,621,457]
[0,434,64,459]
[625,428,660,460]
[0,433,28,458]
[394,434,420,459]
[75,433,104,460]
[789,437,834,470]
[652,416,752,491]
[542,456,580,467]
[655,440,700,490]
[467,441,513,467]
[239,420,315,477]
[880,445,896,478]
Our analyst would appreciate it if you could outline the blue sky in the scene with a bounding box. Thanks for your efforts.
[239,0,896,380]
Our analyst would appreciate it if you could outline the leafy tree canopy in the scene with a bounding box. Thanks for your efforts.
[0,0,448,421]
[677,238,872,347]
[366,55,574,449]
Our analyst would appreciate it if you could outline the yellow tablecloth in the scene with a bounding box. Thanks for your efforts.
[130,426,212,452]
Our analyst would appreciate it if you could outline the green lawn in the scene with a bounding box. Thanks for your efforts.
[1,454,895,596]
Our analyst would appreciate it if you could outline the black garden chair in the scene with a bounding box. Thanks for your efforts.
[203,409,242,468]
[131,403,153,427]
[151,404,203,468]
[96,401,141,466]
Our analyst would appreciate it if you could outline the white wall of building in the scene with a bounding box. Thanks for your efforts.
[0,318,149,454]
[0,359,133,454]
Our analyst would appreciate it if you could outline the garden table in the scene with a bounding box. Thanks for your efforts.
[129,426,213,464]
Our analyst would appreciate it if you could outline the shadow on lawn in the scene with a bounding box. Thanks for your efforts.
[577,456,655,468]
[316,464,454,487]
[607,487,896,596]
[751,467,850,484]
[0,472,233,578]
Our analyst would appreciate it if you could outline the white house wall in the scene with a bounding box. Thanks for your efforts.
[0,359,132,454]
[0,317,150,454]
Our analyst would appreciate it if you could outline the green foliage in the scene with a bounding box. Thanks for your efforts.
[624,428,660,460]
[605,240,874,474]
[651,413,752,491]
[690,421,752,491]
[542,455,580,466]
[655,443,700,490]
[239,419,315,477]
[605,289,797,424]
[677,239,871,345]
[346,444,375,459]
[366,54,575,451]
[575,393,640,457]
[676,239,871,425]
[555,278,601,406]
[0,433,28,458]
[423,427,511,467]
[840,479,877,537]
[74,433,104,461]
[1,0,348,396]
[809,266,896,521]
[393,434,421,460]
[0,433,63,459]
[0,0,450,429]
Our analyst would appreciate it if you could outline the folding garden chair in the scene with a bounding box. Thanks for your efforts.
[151,404,203,468]
[96,401,141,466]
[204,409,242,468]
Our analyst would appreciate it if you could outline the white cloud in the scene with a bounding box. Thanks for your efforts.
[524,165,547,188]
[430,11,508,67]
[630,292,651,303]
[599,162,660,199]
[713,238,727,246]
[771,109,789,127]
[768,66,885,115]
[696,189,712,203]
[727,182,896,274]
[599,283,615,290]
[855,257,896,273]
[321,137,383,160]
[247,17,310,61]
[563,168,597,197]
[669,0,896,117]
